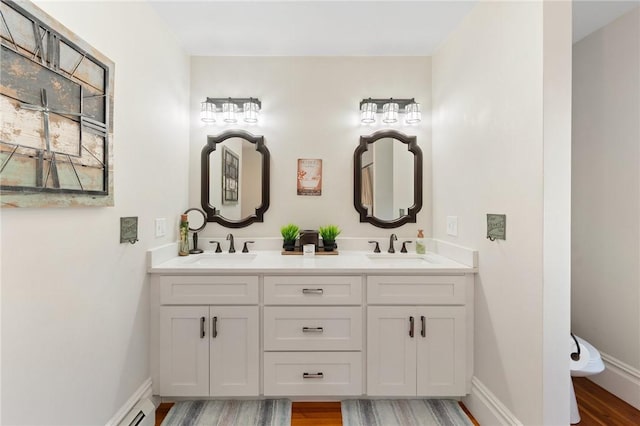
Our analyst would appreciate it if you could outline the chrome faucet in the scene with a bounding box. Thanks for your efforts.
[388,233,397,253]
[226,233,235,253]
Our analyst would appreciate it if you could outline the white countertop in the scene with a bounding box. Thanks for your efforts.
[148,250,476,274]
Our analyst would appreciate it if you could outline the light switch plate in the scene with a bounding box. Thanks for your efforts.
[155,218,166,237]
[446,216,458,236]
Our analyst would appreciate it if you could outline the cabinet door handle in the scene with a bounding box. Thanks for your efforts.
[409,316,415,338]
[421,316,426,338]
[302,327,324,333]
[303,372,324,379]
[200,317,206,338]
[212,316,218,338]
[302,288,324,294]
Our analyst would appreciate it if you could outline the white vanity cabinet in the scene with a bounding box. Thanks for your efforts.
[262,275,363,396]
[149,250,475,399]
[366,275,472,397]
[367,306,465,396]
[154,275,259,397]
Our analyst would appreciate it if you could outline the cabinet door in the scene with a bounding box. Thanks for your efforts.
[159,306,210,396]
[210,306,259,396]
[416,306,466,396]
[367,306,416,396]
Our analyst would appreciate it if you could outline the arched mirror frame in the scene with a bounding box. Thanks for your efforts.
[201,130,270,228]
[353,129,423,228]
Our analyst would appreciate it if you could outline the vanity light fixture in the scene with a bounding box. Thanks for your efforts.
[200,97,262,124]
[405,102,422,124]
[243,100,260,123]
[222,101,238,123]
[360,100,377,124]
[358,98,422,125]
[382,102,399,124]
[200,101,216,123]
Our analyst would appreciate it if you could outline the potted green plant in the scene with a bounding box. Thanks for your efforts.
[280,224,299,251]
[319,225,341,252]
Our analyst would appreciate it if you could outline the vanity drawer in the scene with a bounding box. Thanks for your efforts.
[264,307,362,351]
[159,275,259,305]
[367,275,466,305]
[263,352,362,396]
[263,275,362,305]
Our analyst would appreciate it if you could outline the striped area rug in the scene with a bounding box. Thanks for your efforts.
[161,399,291,426]
[341,399,474,426]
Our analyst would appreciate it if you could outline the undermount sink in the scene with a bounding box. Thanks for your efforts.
[366,253,438,264]
[180,253,257,265]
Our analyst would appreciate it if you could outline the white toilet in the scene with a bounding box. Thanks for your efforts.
[570,334,605,424]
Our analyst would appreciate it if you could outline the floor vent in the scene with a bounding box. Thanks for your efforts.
[118,398,155,426]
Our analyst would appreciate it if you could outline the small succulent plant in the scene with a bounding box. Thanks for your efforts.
[280,224,300,242]
[319,225,341,241]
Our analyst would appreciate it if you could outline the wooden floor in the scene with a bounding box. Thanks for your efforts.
[154,380,640,425]
[290,402,342,426]
[573,377,640,425]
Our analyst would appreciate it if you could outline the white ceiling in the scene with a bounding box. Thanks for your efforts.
[150,0,640,56]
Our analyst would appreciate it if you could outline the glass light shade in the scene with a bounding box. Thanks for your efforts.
[382,102,399,124]
[405,102,422,124]
[360,102,377,124]
[243,101,260,123]
[222,102,238,123]
[200,101,216,123]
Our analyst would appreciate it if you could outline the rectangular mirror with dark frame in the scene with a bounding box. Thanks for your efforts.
[201,130,270,228]
[353,130,423,228]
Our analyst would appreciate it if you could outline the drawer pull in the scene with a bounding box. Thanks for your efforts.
[409,316,415,338]
[200,317,206,338]
[421,315,426,338]
[303,372,324,379]
[302,288,324,294]
[212,316,218,338]
[302,327,324,333]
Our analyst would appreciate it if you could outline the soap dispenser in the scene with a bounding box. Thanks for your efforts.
[415,229,426,254]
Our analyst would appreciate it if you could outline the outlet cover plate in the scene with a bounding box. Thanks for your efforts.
[446,216,458,236]
[155,218,166,237]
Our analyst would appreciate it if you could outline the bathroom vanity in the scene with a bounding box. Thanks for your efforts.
[149,244,477,400]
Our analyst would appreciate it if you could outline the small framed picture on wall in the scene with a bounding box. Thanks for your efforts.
[297,159,322,196]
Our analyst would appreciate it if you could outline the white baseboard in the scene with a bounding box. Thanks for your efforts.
[588,351,640,410]
[463,377,523,426]
[105,378,154,426]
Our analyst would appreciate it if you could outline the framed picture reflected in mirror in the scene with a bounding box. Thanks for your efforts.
[222,146,239,204]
